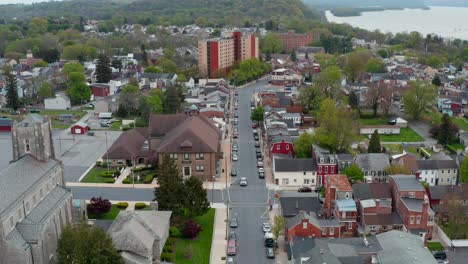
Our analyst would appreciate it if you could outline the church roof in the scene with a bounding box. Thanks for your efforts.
[0,155,60,216]
[17,114,44,127]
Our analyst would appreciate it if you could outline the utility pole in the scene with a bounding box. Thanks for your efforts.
[105,131,109,172]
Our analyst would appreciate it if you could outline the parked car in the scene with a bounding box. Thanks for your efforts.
[252,122,257,128]
[230,217,239,228]
[100,122,110,127]
[87,131,95,136]
[228,231,237,241]
[254,135,259,141]
[258,167,265,173]
[255,141,260,148]
[231,168,237,177]
[232,154,238,161]
[257,161,264,168]
[232,143,238,151]
[433,252,449,264]
[262,223,272,233]
[227,240,237,256]
[266,247,275,258]
[298,187,312,193]
[258,171,265,178]
[240,177,248,186]
[226,257,235,264]
[233,132,238,138]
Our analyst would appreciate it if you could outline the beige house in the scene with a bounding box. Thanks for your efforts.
[273,158,317,187]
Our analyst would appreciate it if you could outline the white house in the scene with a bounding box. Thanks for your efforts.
[417,159,458,186]
[360,125,400,135]
[273,158,317,187]
[109,77,129,95]
[44,93,71,110]
[183,77,195,88]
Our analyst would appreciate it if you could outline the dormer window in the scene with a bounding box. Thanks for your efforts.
[330,158,334,163]
[320,158,324,163]
[408,192,415,198]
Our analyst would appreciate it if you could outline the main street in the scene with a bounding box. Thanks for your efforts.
[227,79,276,264]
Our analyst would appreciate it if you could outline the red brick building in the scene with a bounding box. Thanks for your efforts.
[312,144,338,186]
[270,136,295,158]
[278,30,313,52]
[389,175,434,240]
[91,83,110,97]
[334,199,357,235]
[286,211,340,240]
[323,174,353,218]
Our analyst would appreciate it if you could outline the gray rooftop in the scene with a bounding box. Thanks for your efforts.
[376,230,438,264]
[279,195,321,217]
[17,114,44,127]
[400,197,424,212]
[417,159,458,170]
[390,175,425,191]
[356,153,390,171]
[274,158,315,172]
[0,155,60,216]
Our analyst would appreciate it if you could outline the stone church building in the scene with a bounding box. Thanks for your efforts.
[0,114,73,264]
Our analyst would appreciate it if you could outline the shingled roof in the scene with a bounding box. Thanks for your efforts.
[274,158,315,172]
[149,113,188,137]
[104,127,153,160]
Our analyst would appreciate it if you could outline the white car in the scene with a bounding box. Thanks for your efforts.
[232,154,238,161]
[262,223,272,233]
[258,167,265,173]
[240,177,248,186]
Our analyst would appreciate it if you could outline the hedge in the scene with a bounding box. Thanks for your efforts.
[101,162,108,168]
[100,171,115,177]
[116,202,129,209]
[167,237,176,245]
[169,227,181,237]
[144,173,155,183]
[162,246,173,253]
[95,161,101,166]
[135,203,147,210]
[161,252,172,262]
[122,178,131,184]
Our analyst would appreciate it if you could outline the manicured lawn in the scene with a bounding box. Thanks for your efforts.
[81,166,116,183]
[88,204,122,220]
[452,117,468,131]
[379,128,424,142]
[427,242,445,252]
[360,117,387,125]
[382,144,403,154]
[109,121,122,130]
[174,209,215,264]
[407,146,422,157]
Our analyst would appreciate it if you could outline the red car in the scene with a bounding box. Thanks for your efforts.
[227,239,237,256]
[252,122,257,128]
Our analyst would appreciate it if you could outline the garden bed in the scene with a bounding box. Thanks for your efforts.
[87,204,122,220]
[81,166,120,183]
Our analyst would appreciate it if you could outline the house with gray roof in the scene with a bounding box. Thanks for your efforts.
[107,211,172,264]
[279,192,321,218]
[273,158,317,187]
[417,159,458,186]
[0,115,74,264]
[356,153,390,183]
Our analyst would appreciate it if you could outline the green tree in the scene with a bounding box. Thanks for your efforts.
[38,82,54,100]
[251,106,265,122]
[3,65,20,110]
[384,165,411,175]
[144,65,162,73]
[427,55,443,68]
[271,215,286,242]
[294,132,314,158]
[297,84,324,115]
[368,130,382,153]
[96,54,112,83]
[460,156,468,183]
[28,17,48,36]
[57,224,124,264]
[344,51,369,83]
[403,81,436,120]
[365,58,386,73]
[139,89,164,120]
[164,85,182,114]
[155,155,185,216]
[316,65,342,99]
[314,98,358,153]
[432,75,441,87]
[67,81,91,105]
[118,85,139,117]
[111,59,123,72]
[260,33,283,55]
[195,16,208,27]
[182,176,210,219]
[343,164,364,184]
[290,50,297,62]
[158,57,177,73]
[348,90,359,109]
[377,49,388,58]
[64,62,84,75]
[430,113,459,145]
[33,60,48,67]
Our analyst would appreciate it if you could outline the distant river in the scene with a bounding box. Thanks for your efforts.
[325,6,468,40]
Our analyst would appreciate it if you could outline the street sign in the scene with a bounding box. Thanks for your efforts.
[274,193,279,199]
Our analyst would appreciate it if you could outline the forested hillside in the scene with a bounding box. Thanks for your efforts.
[0,0,320,26]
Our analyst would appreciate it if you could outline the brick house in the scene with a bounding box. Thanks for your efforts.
[323,174,353,218]
[270,136,295,158]
[389,175,434,240]
[260,93,280,108]
[312,145,338,186]
[150,113,221,181]
[286,211,340,240]
[334,199,357,235]
[90,83,111,97]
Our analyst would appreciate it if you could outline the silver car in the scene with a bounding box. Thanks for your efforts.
[232,154,238,161]
[240,177,248,186]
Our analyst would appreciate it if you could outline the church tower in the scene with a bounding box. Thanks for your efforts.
[11,114,55,162]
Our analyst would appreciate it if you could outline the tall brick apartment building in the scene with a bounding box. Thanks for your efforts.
[278,30,313,52]
[198,31,259,77]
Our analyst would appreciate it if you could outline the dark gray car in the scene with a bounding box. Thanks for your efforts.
[266,248,275,258]
[230,217,238,228]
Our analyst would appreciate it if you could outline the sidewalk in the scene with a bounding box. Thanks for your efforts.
[268,204,289,263]
[210,206,228,264]
[114,167,131,184]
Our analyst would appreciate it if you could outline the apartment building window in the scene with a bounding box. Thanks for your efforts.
[442,170,445,173]
[304,179,310,184]
[277,145,280,150]
[311,179,315,184]
[348,223,353,230]
[184,153,190,160]
[322,228,327,235]
[330,158,334,163]
[440,178,444,183]
[408,192,415,198]
[431,178,434,183]
[319,167,322,173]
[303,171,306,176]
[195,153,204,160]
[330,228,334,235]
[196,165,204,172]
[286,145,290,150]
[447,170,450,173]
[170,154,178,160]
[325,167,328,173]
[410,216,415,224]
[416,216,421,224]
[282,179,289,185]
[25,139,30,152]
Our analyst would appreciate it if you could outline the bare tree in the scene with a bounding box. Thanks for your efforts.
[366,82,393,116]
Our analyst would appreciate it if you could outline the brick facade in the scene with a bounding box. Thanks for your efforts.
[278,30,313,52]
